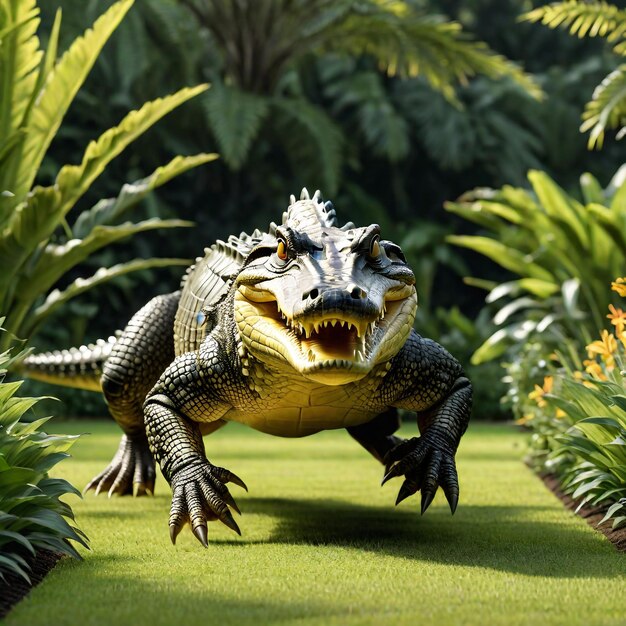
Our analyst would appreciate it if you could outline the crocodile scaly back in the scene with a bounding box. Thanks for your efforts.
[173,230,266,355]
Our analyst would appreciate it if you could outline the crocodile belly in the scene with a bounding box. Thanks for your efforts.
[224,404,378,437]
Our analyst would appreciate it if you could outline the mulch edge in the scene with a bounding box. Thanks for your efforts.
[0,550,63,619]
[541,474,626,552]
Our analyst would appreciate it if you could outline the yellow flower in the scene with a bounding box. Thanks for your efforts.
[516,414,534,426]
[612,277,626,297]
[555,408,566,419]
[586,329,617,367]
[528,375,553,408]
[607,304,626,336]
[583,358,607,381]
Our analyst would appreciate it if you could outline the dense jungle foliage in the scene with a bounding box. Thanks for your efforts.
[18,0,625,420]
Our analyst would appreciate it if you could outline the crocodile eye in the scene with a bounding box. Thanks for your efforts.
[277,238,288,261]
[368,236,381,260]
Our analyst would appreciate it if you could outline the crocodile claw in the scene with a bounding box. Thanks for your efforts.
[193,524,208,548]
[382,432,460,515]
[395,471,421,506]
[168,462,245,546]
[85,434,156,497]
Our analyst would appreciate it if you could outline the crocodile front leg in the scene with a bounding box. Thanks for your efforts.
[381,332,472,514]
[143,351,246,546]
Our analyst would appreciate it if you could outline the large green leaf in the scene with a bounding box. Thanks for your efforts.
[24,257,190,335]
[446,235,554,282]
[18,218,192,302]
[11,0,134,199]
[73,153,217,238]
[53,84,208,222]
[471,321,536,365]
[0,0,41,141]
[528,170,589,249]
[0,0,41,208]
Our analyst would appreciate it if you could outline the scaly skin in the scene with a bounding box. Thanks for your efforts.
[21,189,472,547]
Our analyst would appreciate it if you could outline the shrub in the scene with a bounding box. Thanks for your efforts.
[523,279,626,529]
[446,166,626,419]
[0,335,87,583]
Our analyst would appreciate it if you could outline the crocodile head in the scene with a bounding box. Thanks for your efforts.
[234,190,417,385]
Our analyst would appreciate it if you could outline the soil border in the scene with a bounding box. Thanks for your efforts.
[542,474,626,552]
[0,550,62,619]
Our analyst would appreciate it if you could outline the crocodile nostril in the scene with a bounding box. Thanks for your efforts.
[304,288,319,301]
[350,286,366,299]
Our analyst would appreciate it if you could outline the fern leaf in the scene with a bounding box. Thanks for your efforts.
[522,1,626,50]
[12,0,134,200]
[324,69,409,161]
[203,83,268,169]
[25,258,190,335]
[271,97,343,196]
[580,64,626,148]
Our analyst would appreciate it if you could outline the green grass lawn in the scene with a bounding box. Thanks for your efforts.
[4,420,625,626]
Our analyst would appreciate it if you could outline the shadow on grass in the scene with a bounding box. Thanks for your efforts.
[223,497,623,579]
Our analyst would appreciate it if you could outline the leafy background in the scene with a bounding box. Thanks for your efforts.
[22,0,626,418]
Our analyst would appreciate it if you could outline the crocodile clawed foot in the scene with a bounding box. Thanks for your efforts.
[381,432,459,515]
[84,434,156,497]
[168,462,247,547]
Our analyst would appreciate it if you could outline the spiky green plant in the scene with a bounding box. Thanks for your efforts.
[182,0,541,192]
[0,0,216,351]
[0,332,87,583]
[523,1,626,148]
[446,166,626,366]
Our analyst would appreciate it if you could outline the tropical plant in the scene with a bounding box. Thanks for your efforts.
[0,332,87,582]
[0,0,216,352]
[182,0,541,193]
[522,280,626,530]
[523,1,626,148]
[446,166,626,367]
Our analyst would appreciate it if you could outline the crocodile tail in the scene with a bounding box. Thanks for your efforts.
[18,335,120,392]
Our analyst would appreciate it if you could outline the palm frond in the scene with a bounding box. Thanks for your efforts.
[323,13,542,103]
[523,1,626,51]
[580,64,626,147]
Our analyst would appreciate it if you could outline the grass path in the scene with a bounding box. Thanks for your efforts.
[4,421,625,626]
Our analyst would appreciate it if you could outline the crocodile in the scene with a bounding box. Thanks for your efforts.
[23,189,472,546]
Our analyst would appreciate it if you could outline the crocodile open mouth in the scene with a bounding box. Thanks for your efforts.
[235,284,414,376]
[286,317,368,362]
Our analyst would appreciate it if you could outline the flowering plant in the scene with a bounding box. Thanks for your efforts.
[523,279,626,529]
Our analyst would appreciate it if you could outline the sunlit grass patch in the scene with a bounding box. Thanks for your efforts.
[6,421,625,626]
